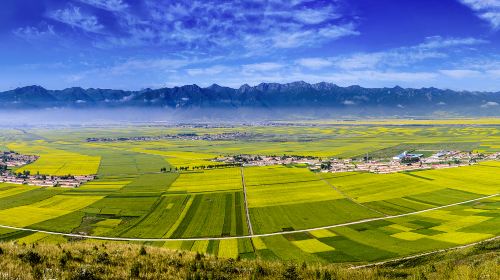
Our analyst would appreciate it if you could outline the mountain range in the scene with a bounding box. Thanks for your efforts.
[1,82,499,114]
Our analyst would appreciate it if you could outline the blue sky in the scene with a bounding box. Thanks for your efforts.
[1,0,499,91]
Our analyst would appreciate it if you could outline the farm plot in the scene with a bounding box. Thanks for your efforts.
[129,147,219,168]
[0,187,66,210]
[83,195,160,217]
[251,197,500,263]
[320,166,498,216]
[0,184,38,199]
[244,166,382,234]
[94,149,170,176]
[412,164,500,195]
[250,198,381,234]
[244,165,344,207]
[30,210,86,233]
[120,195,191,238]
[320,172,445,203]
[169,192,248,238]
[79,180,132,191]
[119,173,178,193]
[9,142,100,175]
[0,195,103,227]
[168,168,242,194]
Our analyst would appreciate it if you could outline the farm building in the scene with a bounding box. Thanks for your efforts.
[392,151,423,161]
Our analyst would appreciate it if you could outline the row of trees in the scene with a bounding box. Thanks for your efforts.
[161,163,242,173]
[10,170,74,180]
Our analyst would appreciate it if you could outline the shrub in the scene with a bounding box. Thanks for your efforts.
[95,252,111,265]
[254,264,266,276]
[321,271,332,280]
[69,267,100,280]
[19,251,43,265]
[32,267,43,279]
[130,262,141,278]
[283,264,299,280]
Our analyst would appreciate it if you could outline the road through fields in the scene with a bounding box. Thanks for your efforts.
[0,193,497,242]
[240,167,254,235]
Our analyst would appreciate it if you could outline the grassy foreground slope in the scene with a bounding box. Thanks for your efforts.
[0,238,498,279]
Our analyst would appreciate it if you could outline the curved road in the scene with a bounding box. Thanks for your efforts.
[0,193,497,242]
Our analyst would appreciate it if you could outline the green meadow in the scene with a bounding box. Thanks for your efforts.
[0,120,498,264]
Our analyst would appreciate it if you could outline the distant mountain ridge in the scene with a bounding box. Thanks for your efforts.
[1,82,499,114]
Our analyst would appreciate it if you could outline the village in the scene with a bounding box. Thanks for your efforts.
[0,151,94,187]
[214,151,500,174]
[86,132,255,142]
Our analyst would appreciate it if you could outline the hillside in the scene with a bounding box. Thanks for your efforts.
[0,238,498,279]
[0,82,499,115]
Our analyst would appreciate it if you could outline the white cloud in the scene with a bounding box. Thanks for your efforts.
[346,71,438,82]
[296,58,333,69]
[343,100,356,105]
[293,6,340,24]
[335,53,382,70]
[107,58,195,75]
[326,36,485,70]
[460,0,500,10]
[439,69,482,78]
[78,0,128,11]
[242,62,285,72]
[418,36,488,49]
[270,24,359,49]
[186,65,231,76]
[49,6,104,33]
[317,23,360,39]
[458,0,500,29]
[13,24,56,41]
[486,69,500,76]
[480,11,500,28]
[88,0,360,53]
[480,101,499,108]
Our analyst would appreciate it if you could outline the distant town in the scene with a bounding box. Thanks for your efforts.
[2,149,499,188]
[214,151,500,174]
[0,151,94,187]
[86,132,255,142]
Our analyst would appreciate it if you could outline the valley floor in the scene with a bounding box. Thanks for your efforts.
[0,121,498,265]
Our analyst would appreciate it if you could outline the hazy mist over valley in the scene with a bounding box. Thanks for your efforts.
[1,82,499,126]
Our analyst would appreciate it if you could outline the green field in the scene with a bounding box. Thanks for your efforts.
[0,121,498,264]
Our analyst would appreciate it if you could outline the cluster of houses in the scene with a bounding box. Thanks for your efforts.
[326,151,498,174]
[420,150,491,164]
[0,173,95,187]
[213,154,322,167]
[1,151,39,167]
[214,151,499,175]
[86,132,255,142]
[1,151,95,188]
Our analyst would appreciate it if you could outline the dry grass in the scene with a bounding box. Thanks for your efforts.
[0,239,498,280]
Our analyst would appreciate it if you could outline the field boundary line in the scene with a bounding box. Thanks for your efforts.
[163,196,194,238]
[0,193,496,242]
[240,167,254,235]
[349,235,500,269]
[317,173,388,217]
